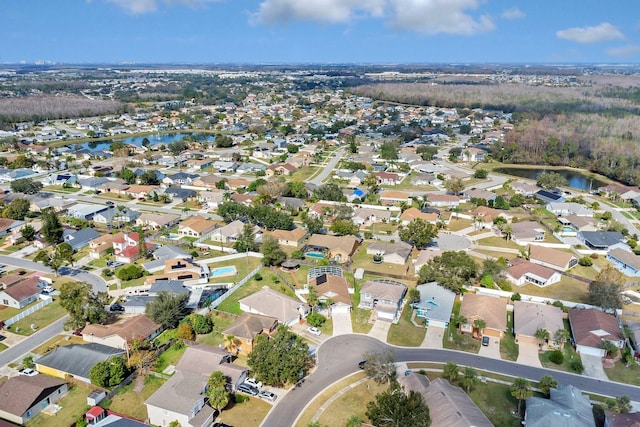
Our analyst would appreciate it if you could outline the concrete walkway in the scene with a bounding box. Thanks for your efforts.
[368,320,391,342]
[420,326,444,349]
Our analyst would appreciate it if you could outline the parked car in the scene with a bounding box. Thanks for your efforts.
[19,368,38,377]
[237,383,258,396]
[110,304,125,312]
[244,377,262,389]
[42,286,54,293]
[258,390,277,402]
[0,335,5,342]
[482,336,490,346]
[107,261,124,268]
[307,326,321,336]
[358,360,367,369]
[106,201,115,206]
[213,423,233,427]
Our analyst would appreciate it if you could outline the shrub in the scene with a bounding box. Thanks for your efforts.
[177,323,195,340]
[552,300,564,309]
[578,257,593,267]
[497,279,512,292]
[291,250,305,259]
[102,268,113,277]
[570,360,584,374]
[511,293,521,301]
[364,231,373,239]
[234,394,250,404]
[306,311,326,327]
[548,350,564,364]
[185,313,213,334]
[254,273,263,281]
[116,264,143,281]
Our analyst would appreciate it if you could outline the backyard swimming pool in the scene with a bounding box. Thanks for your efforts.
[210,266,237,277]
[306,252,324,259]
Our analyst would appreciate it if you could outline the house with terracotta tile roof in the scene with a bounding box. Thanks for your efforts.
[399,207,438,225]
[82,314,162,350]
[569,308,624,357]
[178,215,217,238]
[112,232,154,263]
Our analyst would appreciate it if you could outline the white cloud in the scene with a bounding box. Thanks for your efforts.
[253,0,493,35]
[103,0,220,14]
[252,0,386,25]
[388,0,494,35]
[556,22,624,44]
[607,44,640,57]
[501,7,525,20]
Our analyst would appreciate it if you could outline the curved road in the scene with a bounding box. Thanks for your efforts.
[262,335,640,427]
[309,149,344,186]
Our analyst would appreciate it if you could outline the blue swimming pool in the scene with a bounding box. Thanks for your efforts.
[210,266,237,277]
[562,227,575,233]
[306,252,324,259]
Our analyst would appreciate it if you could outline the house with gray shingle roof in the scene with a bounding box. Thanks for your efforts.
[0,375,68,425]
[524,384,595,427]
[35,343,125,384]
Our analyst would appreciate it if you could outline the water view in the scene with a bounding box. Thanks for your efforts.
[77,132,216,152]
[494,167,606,191]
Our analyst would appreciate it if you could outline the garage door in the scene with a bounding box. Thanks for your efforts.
[427,319,448,329]
[483,328,502,338]
[332,304,350,314]
[516,335,538,345]
[577,345,605,357]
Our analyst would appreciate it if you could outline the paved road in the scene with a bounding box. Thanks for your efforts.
[262,335,640,427]
[584,196,640,237]
[309,149,344,186]
[0,316,67,368]
[0,255,107,293]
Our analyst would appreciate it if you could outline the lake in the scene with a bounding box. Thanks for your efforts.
[494,167,606,191]
[77,132,216,152]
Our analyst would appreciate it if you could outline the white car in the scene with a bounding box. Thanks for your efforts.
[19,368,38,377]
[307,326,321,336]
[245,377,262,389]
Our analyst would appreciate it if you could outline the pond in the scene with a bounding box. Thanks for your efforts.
[494,167,606,191]
[76,132,216,152]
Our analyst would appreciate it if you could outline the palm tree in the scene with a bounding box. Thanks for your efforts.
[408,288,420,306]
[443,361,459,383]
[224,335,241,355]
[602,340,619,358]
[460,367,478,392]
[451,313,467,329]
[538,374,558,397]
[473,318,486,338]
[535,328,550,349]
[503,224,513,241]
[554,329,570,351]
[510,377,533,417]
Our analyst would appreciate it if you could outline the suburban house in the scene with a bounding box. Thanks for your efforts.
[413,248,441,276]
[511,181,539,197]
[558,215,600,235]
[373,171,403,186]
[605,411,640,427]
[197,190,225,208]
[239,287,309,326]
[607,247,640,277]
[93,207,141,226]
[426,193,461,208]
[399,207,438,225]
[535,189,566,203]
[0,275,46,309]
[269,227,307,247]
[62,227,101,252]
[143,245,192,273]
[397,375,493,427]
[164,187,197,203]
[208,220,260,244]
[506,258,562,287]
[569,308,624,357]
[35,343,125,384]
[513,301,564,348]
[146,343,247,427]
[352,207,393,227]
[81,315,162,350]
[112,232,154,264]
[578,231,625,251]
[144,258,210,285]
[178,215,217,238]
[305,234,360,264]
[163,172,199,186]
[223,312,279,355]
[359,279,407,322]
[459,293,507,339]
[89,233,117,259]
[464,188,496,203]
[510,221,546,244]
[0,376,68,425]
[413,282,455,328]
[378,190,411,205]
[136,212,180,230]
[307,272,352,314]
[83,406,148,427]
[546,202,594,217]
[471,206,509,229]
[525,385,595,427]
[366,241,413,265]
[66,203,110,220]
[528,245,578,271]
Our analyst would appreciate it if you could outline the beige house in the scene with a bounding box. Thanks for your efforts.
[269,227,307,247]
[399,207,438,225]
[528,245,578,271]
[82,315,162,350]
[135,213,180,230]
[223,312,279,355]
[239,287,309,326]
[306,234,359,264]
[513,301,564,348]
[459,293,507,339]
[366,241,413,265]
[178,215,217,238]
[89,233,117,259]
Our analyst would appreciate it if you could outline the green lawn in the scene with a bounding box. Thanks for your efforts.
[27,384,92,427]
[443,301,480,354]
[207,257,263,285]
[447,218,474,232]
[103,375,166,421]
[518,276,589,304]
[153,342,188,373]
[351,308,374,334]
[477,236,521,250]
[215,395,273,427]
[387,305,425,347]
[604,360,640,386]
[43,185,81,193]
[290,166,320,181]
[467,380,524,427]
[10,299,68,336]
[215,268,295,315]
[316,379,387,427]
[196,312,237,347]
[500,313,519,361]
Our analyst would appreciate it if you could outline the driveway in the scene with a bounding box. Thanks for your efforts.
[581,353,609,380]
[331,312,352,336]
[368,320,391,342]
[434,233,471,251]
[517,341,542,368]
[477,336,502,359]
[421,326,444,349]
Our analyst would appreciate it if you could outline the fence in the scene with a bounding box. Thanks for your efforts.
[4,296,53,327]
[208,265,262,309]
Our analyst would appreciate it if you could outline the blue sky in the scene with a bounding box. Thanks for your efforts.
[2,0,640,64]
